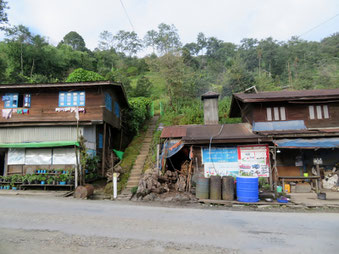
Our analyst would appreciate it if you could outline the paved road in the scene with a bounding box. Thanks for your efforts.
[0,196,338,254]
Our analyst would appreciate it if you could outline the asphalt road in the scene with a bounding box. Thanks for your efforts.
[0,195,338,254]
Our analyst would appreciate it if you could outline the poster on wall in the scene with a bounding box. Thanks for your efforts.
[202,147,239,177]
[8,148,25,165]
[238,145,270,177]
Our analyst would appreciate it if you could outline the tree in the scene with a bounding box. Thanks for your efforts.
[66,68,105,82]
[155,23,182,54]
[133,75,152,97]
[143,29,158,54]
[0,0,8,30]
[113,30,142,56]
[59,31,86,51]
[197,32,207,55]
[97,30,115,51]
[5,25,33,76]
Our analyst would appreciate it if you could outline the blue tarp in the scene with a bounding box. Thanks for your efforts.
[159,140,184,170]
[253,120,306,132]
[274,138,339,149]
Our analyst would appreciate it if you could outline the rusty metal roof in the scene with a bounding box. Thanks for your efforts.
[160,125,189,138]
[233,88,339,103]
[161,123,265,144]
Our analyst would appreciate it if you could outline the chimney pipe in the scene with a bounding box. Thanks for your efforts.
[201,91,219,125]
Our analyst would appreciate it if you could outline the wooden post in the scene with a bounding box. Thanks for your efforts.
[156,144,160,169]
[101,122,107,177]
[74,145,79,188]
[269,148,273,191]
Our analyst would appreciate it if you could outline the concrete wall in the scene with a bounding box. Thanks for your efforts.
[203,98,219,125]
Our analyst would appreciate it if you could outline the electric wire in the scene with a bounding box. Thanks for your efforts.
[299,13,339,38]
[119,0,135,31]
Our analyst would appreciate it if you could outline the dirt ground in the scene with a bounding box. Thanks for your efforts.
[0,228,233,254]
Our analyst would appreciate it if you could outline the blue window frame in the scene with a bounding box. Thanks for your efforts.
[59,91,85,107]
[98,134,103,149]
[114,102,120,118]
[105,92,112,111]
[3,93,31,108]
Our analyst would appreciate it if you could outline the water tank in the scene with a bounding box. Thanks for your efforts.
[210,175,221,200]
[196,177,209,199]
[222,176,234,200]
[236,176,259,202]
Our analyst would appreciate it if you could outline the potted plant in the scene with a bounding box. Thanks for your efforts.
[47,176,54,185]
[39,174,47,185]
[58,174,67,185]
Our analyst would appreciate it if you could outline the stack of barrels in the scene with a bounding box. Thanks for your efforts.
[196,175,234,201]
[196,175,259,202]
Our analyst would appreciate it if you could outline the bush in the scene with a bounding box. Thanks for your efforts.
[123,97,152,134]
[66,68,105,82]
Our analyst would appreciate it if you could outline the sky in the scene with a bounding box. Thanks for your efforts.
[1,0,339,54]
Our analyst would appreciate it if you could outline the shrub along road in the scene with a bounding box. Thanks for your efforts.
[0,195,338,254]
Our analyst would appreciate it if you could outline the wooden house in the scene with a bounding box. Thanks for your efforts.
[0,81,129,179]
[230,89,339,186]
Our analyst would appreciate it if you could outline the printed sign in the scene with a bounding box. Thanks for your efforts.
[238,145,270,177]
[202,147,239,177]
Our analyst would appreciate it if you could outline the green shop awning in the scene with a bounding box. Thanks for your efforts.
[0,141,80,148]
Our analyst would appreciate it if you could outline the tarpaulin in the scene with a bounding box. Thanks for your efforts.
[159,139,184,170]
[274,138,339,149]
[113,149,124,160]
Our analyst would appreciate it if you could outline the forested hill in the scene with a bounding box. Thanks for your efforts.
[0,20,338,127]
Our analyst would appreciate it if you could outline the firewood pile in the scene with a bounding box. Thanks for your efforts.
[136,160,194,199]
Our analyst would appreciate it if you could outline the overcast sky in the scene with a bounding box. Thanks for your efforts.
[2,0,339,52]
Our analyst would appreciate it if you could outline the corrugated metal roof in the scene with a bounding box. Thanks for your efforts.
[233,88,339,103]
[161,123,260,141]
[161,125,188,138]
[183,123,259,142]
[252,120,307,132]
[0,126,81,143]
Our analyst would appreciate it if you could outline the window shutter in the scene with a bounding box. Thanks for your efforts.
[266,107,272,121]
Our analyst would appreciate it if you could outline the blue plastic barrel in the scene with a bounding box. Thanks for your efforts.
[236,176,259,202]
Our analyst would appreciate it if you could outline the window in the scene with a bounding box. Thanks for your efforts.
[114,102,120,118]
[3,93,31,108]
[266,107,286,121]
[309,105,329,120]
[59,91,85,107]
[104,92,112,111]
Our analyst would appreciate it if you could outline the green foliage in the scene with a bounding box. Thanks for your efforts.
[124,97,152,134]
[66,68,105,82]
[59,31,86,51]
[132,75,152,97]
[0,0,8,30]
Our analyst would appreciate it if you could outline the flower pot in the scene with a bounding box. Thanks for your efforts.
[59,181,66,185]
[41,181,45,185]
[12,187,17,190]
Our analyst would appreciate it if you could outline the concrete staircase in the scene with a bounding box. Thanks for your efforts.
[119,116,159,199]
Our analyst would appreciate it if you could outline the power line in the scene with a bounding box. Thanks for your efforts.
[119,0,135,31]
[299,13,339,38]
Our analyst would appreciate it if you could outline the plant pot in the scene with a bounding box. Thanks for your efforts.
[41,181,45,185]
[59,181,66,185]
[12,187,17,190]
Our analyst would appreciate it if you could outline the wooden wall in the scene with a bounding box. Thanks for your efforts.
[0,88,104,124]
[252,102,339,128]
